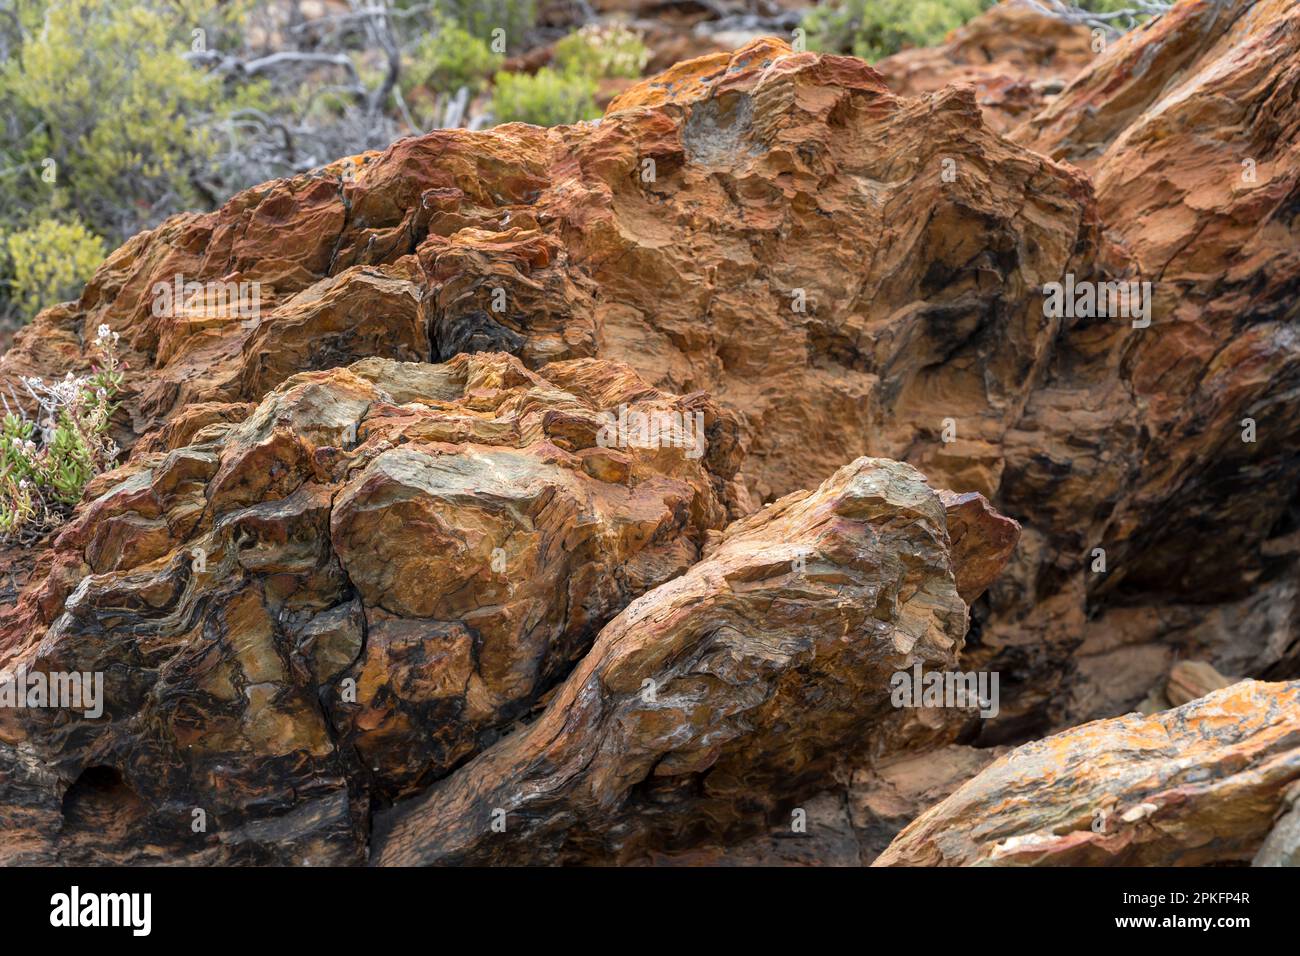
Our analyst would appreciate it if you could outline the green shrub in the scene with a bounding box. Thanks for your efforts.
[435,0,536,53]
[805,0,1154,61]
[1076,0,1161,25]
[4,217,106,319]
[0,324,123,540]
[405,17,503,95]
[0,0,225,237]
[490,67,599,127]
[805,0,994,61]
[1079,0,1147,10]
[553,23,648,80]
[487,22,647,127]
[0,0,240,323]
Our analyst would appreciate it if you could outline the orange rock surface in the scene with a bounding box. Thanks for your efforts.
[1,0,1298,865]
[877,679,1300,866]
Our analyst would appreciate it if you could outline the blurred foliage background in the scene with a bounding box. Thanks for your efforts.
[0,0,1155,331]
[805,0,1149,60]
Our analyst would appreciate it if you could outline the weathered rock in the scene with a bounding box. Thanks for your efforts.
[1139,659,1237,714]
[4,36,1100,513]
[0,31,1117,740]
[371,456,1016,865]
[875,0,1096,133]
[975,0,1300,730]
[2,1,1298,867]
[239,264,430,399]
[848,743,1009,861]
[632,741,1009,866]
[0,352,745,861]
[937,490,1021,603]
[1253,781,1300,867]
[876,680,1300,866]
[635,792,866,866]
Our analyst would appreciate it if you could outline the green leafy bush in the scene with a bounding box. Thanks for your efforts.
[806,0,1156,61]
[0,0,234,323]
[405,17,503,95]
[489,23,647,127]
[805,0,994,61]
[435,0,536,53]
[1080,0,1150,10]
[0,324,123,541]
[490,67,599,126]
[1,0,224,235]
[3,217,106,319]
[553,23,648,80]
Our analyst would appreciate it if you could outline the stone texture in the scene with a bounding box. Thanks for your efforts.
[4,35,1102,515]
[876,680,1300,866]
[1,1,1298,866]
[371,457,1012,865]
[1139,659,1237,714]
[0,352,745,861]
[1253,781,1300,867]
[849,743,1009,862]
[979,0,1300,731]
[0,30,1117,741]
[875,0,1096,133]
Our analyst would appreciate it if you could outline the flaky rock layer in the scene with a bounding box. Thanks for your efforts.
[0,353,746,862]
[372,457,1010,865]
[876,680,1300,866]
[1,0,1297,866]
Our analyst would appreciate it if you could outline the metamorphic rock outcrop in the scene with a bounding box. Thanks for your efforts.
[0,0,1297,865]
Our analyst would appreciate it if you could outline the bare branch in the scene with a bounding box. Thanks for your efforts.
[1023,0,1173,33]
[187,48,364,88]
[288,3,434,35]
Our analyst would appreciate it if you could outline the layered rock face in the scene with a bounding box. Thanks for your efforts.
[875,0,1096,134]
[877,680,1300,866]
[985,0,1300,731]
[4,33,1102,515]
[1,0,1298,866]
[0,353,746,862]
[4,30,1107,740]
[0,360,1014,862]
[373,457,999,865]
